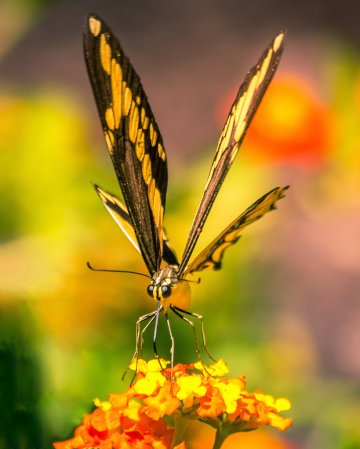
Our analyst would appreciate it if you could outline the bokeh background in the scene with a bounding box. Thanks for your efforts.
[1,0,360,448]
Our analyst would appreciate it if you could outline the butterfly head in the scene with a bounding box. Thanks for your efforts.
[147,265,191,312]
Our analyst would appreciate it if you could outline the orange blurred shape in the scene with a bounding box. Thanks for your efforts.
[354,71,360,114]
[216,75,335,168]
[0,96,29,147]
[188,423,298,449]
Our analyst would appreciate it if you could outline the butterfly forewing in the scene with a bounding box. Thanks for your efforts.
[184,186,288,275]
[178,31,286,275]
[84,13,167,275]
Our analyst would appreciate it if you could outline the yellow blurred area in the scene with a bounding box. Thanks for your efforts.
[0,90,154,354]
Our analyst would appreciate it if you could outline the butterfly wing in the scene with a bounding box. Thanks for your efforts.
[178,31,286,275]
[92,183,178,266]
[84,13,168,275]
[162,232,179,266]
[183,186,288,275]
[92,183,141,254]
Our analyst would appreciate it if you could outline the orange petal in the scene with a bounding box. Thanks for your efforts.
[197,386,226,417]
[143,381,181,420]
[108,393,129,408]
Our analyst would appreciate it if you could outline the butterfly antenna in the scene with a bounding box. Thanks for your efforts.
[87,262,151,279]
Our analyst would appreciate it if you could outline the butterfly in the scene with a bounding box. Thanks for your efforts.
[83,13,288,375]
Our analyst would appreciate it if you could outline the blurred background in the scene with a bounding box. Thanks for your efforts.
[1,0,360,448]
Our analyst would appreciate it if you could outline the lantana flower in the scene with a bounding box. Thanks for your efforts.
[54,359,292,449]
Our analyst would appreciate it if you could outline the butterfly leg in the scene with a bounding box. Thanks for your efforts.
[153,300,167,374]
[164,311,174,380]
[122,310,157,383]
[140,314,157,360]
[170,306,213,377]
[173,307,217,363]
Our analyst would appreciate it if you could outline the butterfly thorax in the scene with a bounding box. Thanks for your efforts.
[148,265,191,312]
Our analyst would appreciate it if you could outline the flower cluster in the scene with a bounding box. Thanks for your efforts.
[54,359,292,449]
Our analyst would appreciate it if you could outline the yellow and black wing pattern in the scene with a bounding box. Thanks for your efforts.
[92,183,178,266]
[178,31,286,275]
[184,186,288,275]
[84,13,167,275]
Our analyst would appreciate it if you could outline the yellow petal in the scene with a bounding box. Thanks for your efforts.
[275,398,291,412]
[147,358,170,372]
[93,397,112,411]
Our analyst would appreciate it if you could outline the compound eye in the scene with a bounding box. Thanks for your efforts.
[147,284,154,298]
[161,285,172,299]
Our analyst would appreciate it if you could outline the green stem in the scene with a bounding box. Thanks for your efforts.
[212,426,231,449]
[170,413,191,449]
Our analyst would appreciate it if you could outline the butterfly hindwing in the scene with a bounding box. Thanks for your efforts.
[92,184,178,266]
[162,233,179,266]
[178,31,286,275]
[184,186,288,275]
[92,183,141,254]
[84,13,167,275]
